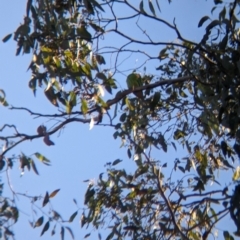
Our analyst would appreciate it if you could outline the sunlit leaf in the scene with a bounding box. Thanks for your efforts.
[233,166,240,181]
[34,216,44,228]
[89,116,95,130]
[98,84,105,97]
[81,99,88,115]
[49,189,60,198]
[0,89,8,106]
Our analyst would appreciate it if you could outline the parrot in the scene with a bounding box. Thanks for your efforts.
[126,73,144,99]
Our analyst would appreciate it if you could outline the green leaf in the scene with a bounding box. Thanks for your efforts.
[81,213,87,227]
[84,233,91,238]
[65,227,74,239]
[206,20,220,32]
[113,131,118,139]
[158,134,167,152]
[178,166,185,173]
[223,231,234,240]
[83,0,94,15]
[82,63,92,79]
[150,92,160,110]
[158,48,168,60]
[223,160,234,169]
[84,188,95,204]
[125,97,134,111]
[148,0,156,16]
[31,160,39,175]
[66,91,77,114]
[112,159,122,166]
[49,189,60,198]
[0,89,8,106]
[234,143,240,158]
[96,55,106,65]
[198,16,210,28]
[120,113,126,122]
[69,211,78,222]
[2,33,12,43]
[40,221,50,236]
[81,99,88,115]
[42,192,49,207]
[96,72,107,81]
[219,6,226,21]
[77,26,92,41]
[214,0,222,4]
[139,0,146,14]
[219,34,228,50]
[0,160,5,171]
[127,148,132,158]
[44,84,58,107]
[106,231,114,240]
[221,141,227,157]
[173,129,186,140]
[60,227,65,240]
[89,0,105,12]
[26,0,32,16]
[209,208,218,221]
[90,22,104,33]
[53,56,61,68]
[155,0,161,12]
[28,77,37,96]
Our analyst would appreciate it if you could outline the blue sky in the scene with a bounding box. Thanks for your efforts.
[0,0,236,239]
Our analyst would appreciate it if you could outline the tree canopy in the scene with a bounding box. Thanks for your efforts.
[1,0,240,239]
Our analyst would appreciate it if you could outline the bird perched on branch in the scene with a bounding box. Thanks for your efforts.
[126,73,143,99]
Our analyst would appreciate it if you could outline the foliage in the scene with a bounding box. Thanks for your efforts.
[1,0,240,239]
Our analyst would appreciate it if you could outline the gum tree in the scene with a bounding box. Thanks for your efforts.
[1,0,240,239]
